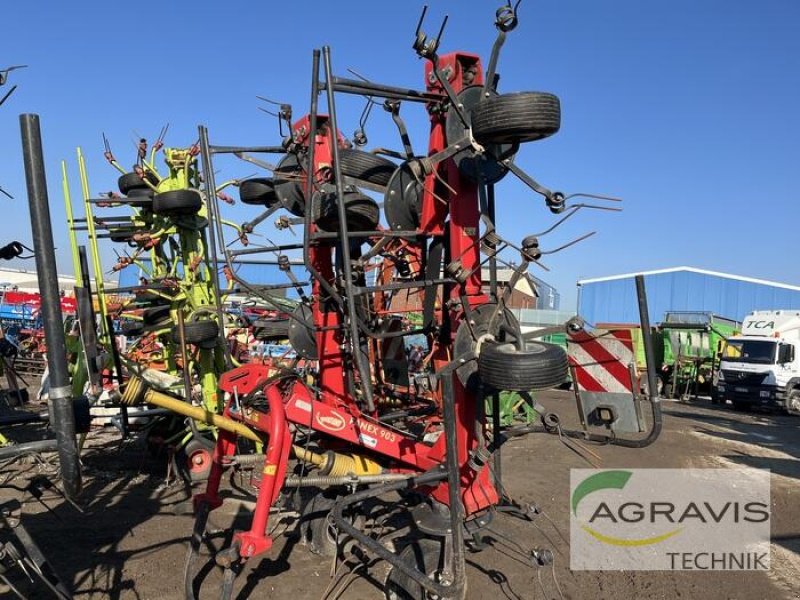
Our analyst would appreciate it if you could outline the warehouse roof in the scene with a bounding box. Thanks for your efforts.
[577,266,800,292]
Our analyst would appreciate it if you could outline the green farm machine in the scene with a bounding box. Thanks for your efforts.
[657,311,740,400]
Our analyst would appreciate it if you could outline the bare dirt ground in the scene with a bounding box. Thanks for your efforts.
[2,392,799,600]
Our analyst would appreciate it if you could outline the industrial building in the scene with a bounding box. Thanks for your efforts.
[0,266,114,294]
[577,266,800,325]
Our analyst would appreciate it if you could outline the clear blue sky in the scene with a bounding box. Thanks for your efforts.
[1,0,799,310]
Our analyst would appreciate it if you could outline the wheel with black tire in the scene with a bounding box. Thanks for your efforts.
[239,177,278,206]
[252,318,290,341]
[300,492,338,557]
[470,92,561,145]
[478,341,568,391]
[118,171,158,195]
[125,187,155,207]
[787,389,800,415]
[336,149,396,188]
[142,305,171,327]
[175,436,215,483]
[109,230,136,243]
[288,304,318,360]
[121,321,144,337]
[313,189,380,233]
[173,320,219,349]
[385,538,444,600]
[274,154,306,216]
[152,189,203,217]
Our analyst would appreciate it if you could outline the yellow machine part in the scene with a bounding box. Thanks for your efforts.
[292,446,383,476]
[119,376,261,443]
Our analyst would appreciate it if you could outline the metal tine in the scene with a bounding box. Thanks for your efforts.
[414,5,429,39]
[233,152,279,172]
[528,206,580,237]
[257,105,280,118]
[539,231,596,256]
[566,202,623,213]
[435,15,449,50]
[564,191,622,203]
[256,94,287,107]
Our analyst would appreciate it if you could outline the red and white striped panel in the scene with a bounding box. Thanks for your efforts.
[567,329,635,394]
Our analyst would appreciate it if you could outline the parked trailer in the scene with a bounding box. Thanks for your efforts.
[658,311,740,399]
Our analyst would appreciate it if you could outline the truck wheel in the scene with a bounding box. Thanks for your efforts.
[787,390,800,416]
[470,92,561,144]
[478,341,568,392]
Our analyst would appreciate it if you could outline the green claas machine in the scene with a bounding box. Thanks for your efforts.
[657,311,740,399]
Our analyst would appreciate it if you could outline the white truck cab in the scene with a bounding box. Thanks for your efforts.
[717,310,800,412]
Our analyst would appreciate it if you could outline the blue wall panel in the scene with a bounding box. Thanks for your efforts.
[578,270,800,325]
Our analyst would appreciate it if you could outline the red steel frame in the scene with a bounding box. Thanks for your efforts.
[194,51,499,562]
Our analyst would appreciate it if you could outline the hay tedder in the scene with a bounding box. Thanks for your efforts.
[100,3,663,598]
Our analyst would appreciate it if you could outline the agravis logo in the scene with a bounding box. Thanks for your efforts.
[570,468,771,571]
[571,470,682,547]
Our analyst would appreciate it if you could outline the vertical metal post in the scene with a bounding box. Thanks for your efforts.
[77,148,110,347]
[441,373,467,599]
[20,113,81,498]
[636,275,659,403]
[197,126,234,368]
[104,314,129,438]
[62,160,82,283]
[487,183,502,487]
[322,46,375,412]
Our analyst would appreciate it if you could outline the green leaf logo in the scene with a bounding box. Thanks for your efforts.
[572,470,632,516]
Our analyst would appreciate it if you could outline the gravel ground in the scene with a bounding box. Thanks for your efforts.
[1,392,798,599]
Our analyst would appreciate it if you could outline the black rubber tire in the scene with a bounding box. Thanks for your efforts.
[301,492,338,557]
[239,177,278,206]
[252,318,290,341]
[313,190,380,233]
[173,320,219,349]
[121,321,144,337]
[470,92,561,144]
[274,154,306,216]
[478,341,567,391]
[125,187,155,208]
[336,149,396,188]
[288,304,318,360]
[175,437,216,483]
[152,189,203,217]
[118,171,158,195]
[787,389,800,415]
[109,230,136,243]
[385,538,443,600]
[142,305,171,326]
